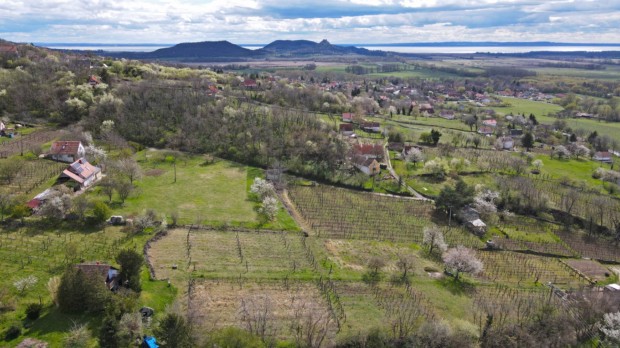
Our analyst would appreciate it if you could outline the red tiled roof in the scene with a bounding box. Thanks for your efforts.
[342,113,354,120]
[62,158,100,184]
[353,143,383,155]
[50,141,82,156]
[339,123,354,131]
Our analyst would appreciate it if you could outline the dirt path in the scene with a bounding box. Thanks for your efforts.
[384,144,430,200]
[279,189,313,234]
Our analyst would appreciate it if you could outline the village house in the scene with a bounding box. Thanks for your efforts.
[361,121,381,133]
[342,113,354,123]
[352,143,384,160]
[339,123,354,136]
[75,262,120,291]
[497,136,514,150]
[419,103,434,114]
[49,141,86,163]
[439,110,455,120]
[88,75,100,87]
[352,156,380,176]
[243,79,257,88]
[593,151,612,163]
[482,119,497,127]
[457,206,487,236]
[60,158,101,189]
[478,126,494,135]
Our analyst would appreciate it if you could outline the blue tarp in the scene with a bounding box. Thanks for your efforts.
[143,336,159,348]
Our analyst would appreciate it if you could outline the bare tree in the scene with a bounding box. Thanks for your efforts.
[423,227,447,255]
[115,157,142,184]
[99,176,115,202]
[238,295,274,342]
[396,254,415,283]
[115,179,134,204]
[442,246,483,281]
[291,301,333,348]
[0,192,14,222]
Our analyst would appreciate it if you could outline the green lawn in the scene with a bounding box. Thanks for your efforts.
[113,156,256,225]
[564,118,620,145]
[492,97,563,121]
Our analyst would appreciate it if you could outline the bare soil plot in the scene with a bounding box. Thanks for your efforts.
[564,259,613,282]
[188,280,338,346]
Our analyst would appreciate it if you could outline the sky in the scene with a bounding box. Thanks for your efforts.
[1,0,619,45]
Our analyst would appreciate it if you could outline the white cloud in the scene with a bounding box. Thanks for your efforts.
[0,0,618,44]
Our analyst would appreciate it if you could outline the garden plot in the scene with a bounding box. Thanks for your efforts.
[187,280,338,346]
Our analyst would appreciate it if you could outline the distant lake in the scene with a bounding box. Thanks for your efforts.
[39,43,620,54]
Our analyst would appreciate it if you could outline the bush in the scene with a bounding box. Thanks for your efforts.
[92,201,111,224]
[25,303,43,320]
[4,325,20,341]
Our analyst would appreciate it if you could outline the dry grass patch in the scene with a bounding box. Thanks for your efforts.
[188,280,338,345]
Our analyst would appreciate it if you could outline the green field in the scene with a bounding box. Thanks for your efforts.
[90,151,298,230]
[492,96,563,120]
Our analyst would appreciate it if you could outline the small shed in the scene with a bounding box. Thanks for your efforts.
[604,283,620,292]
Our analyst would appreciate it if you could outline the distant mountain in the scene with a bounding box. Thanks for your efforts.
[103,39,386,61]
[259,39,386,57]
[145,40,257,59]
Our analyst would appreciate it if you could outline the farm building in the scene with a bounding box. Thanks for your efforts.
[439,111,455,120]
[593,151,612,163]
[361,122,381,133]
[339,123,354,136]
[482,119,497,127]
[604,284,620,292]
[342,113,354,122]
[75,262,119,291]
[60,158,101,188]
[26,188,54,211]
[352,156,380,176]
[49,141,86,163]
[457,206,487,236]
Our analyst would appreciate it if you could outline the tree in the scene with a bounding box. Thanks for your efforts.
[118,312,143,344]
[435,179,475,214]
[64,324,92,348]
[553,145,571,159]
[258,196,279,222]
[431,129,442,145]
[115,249,144,292]
[58,267,109,313]
[99,315,121,348]
[99,177,115,202]
[115,157,141,184]
[396,254,415,283]
[404,147,424,167]
[14,275,38,295]
[600,311,620,343]
[572,144,590,159]
[250,177,275,200]
[442,246,483,281]
[92,201,110,224]
[532,159,543,171]
[423,227,447,255]
[0,157,24,184]
[0,193,14,222]
[473,136,481,149]
[464,115,477,131]
[521,132,534,151]
[72,195,91,222]
[362,257,385,285]
[420,132,434,145]
[114,179,134,204]
[154,313,194,348]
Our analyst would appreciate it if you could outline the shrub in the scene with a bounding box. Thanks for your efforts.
[4,325,20,340]
[25,303,43,320]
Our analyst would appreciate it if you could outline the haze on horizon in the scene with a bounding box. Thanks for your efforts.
[1,0,619,45]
